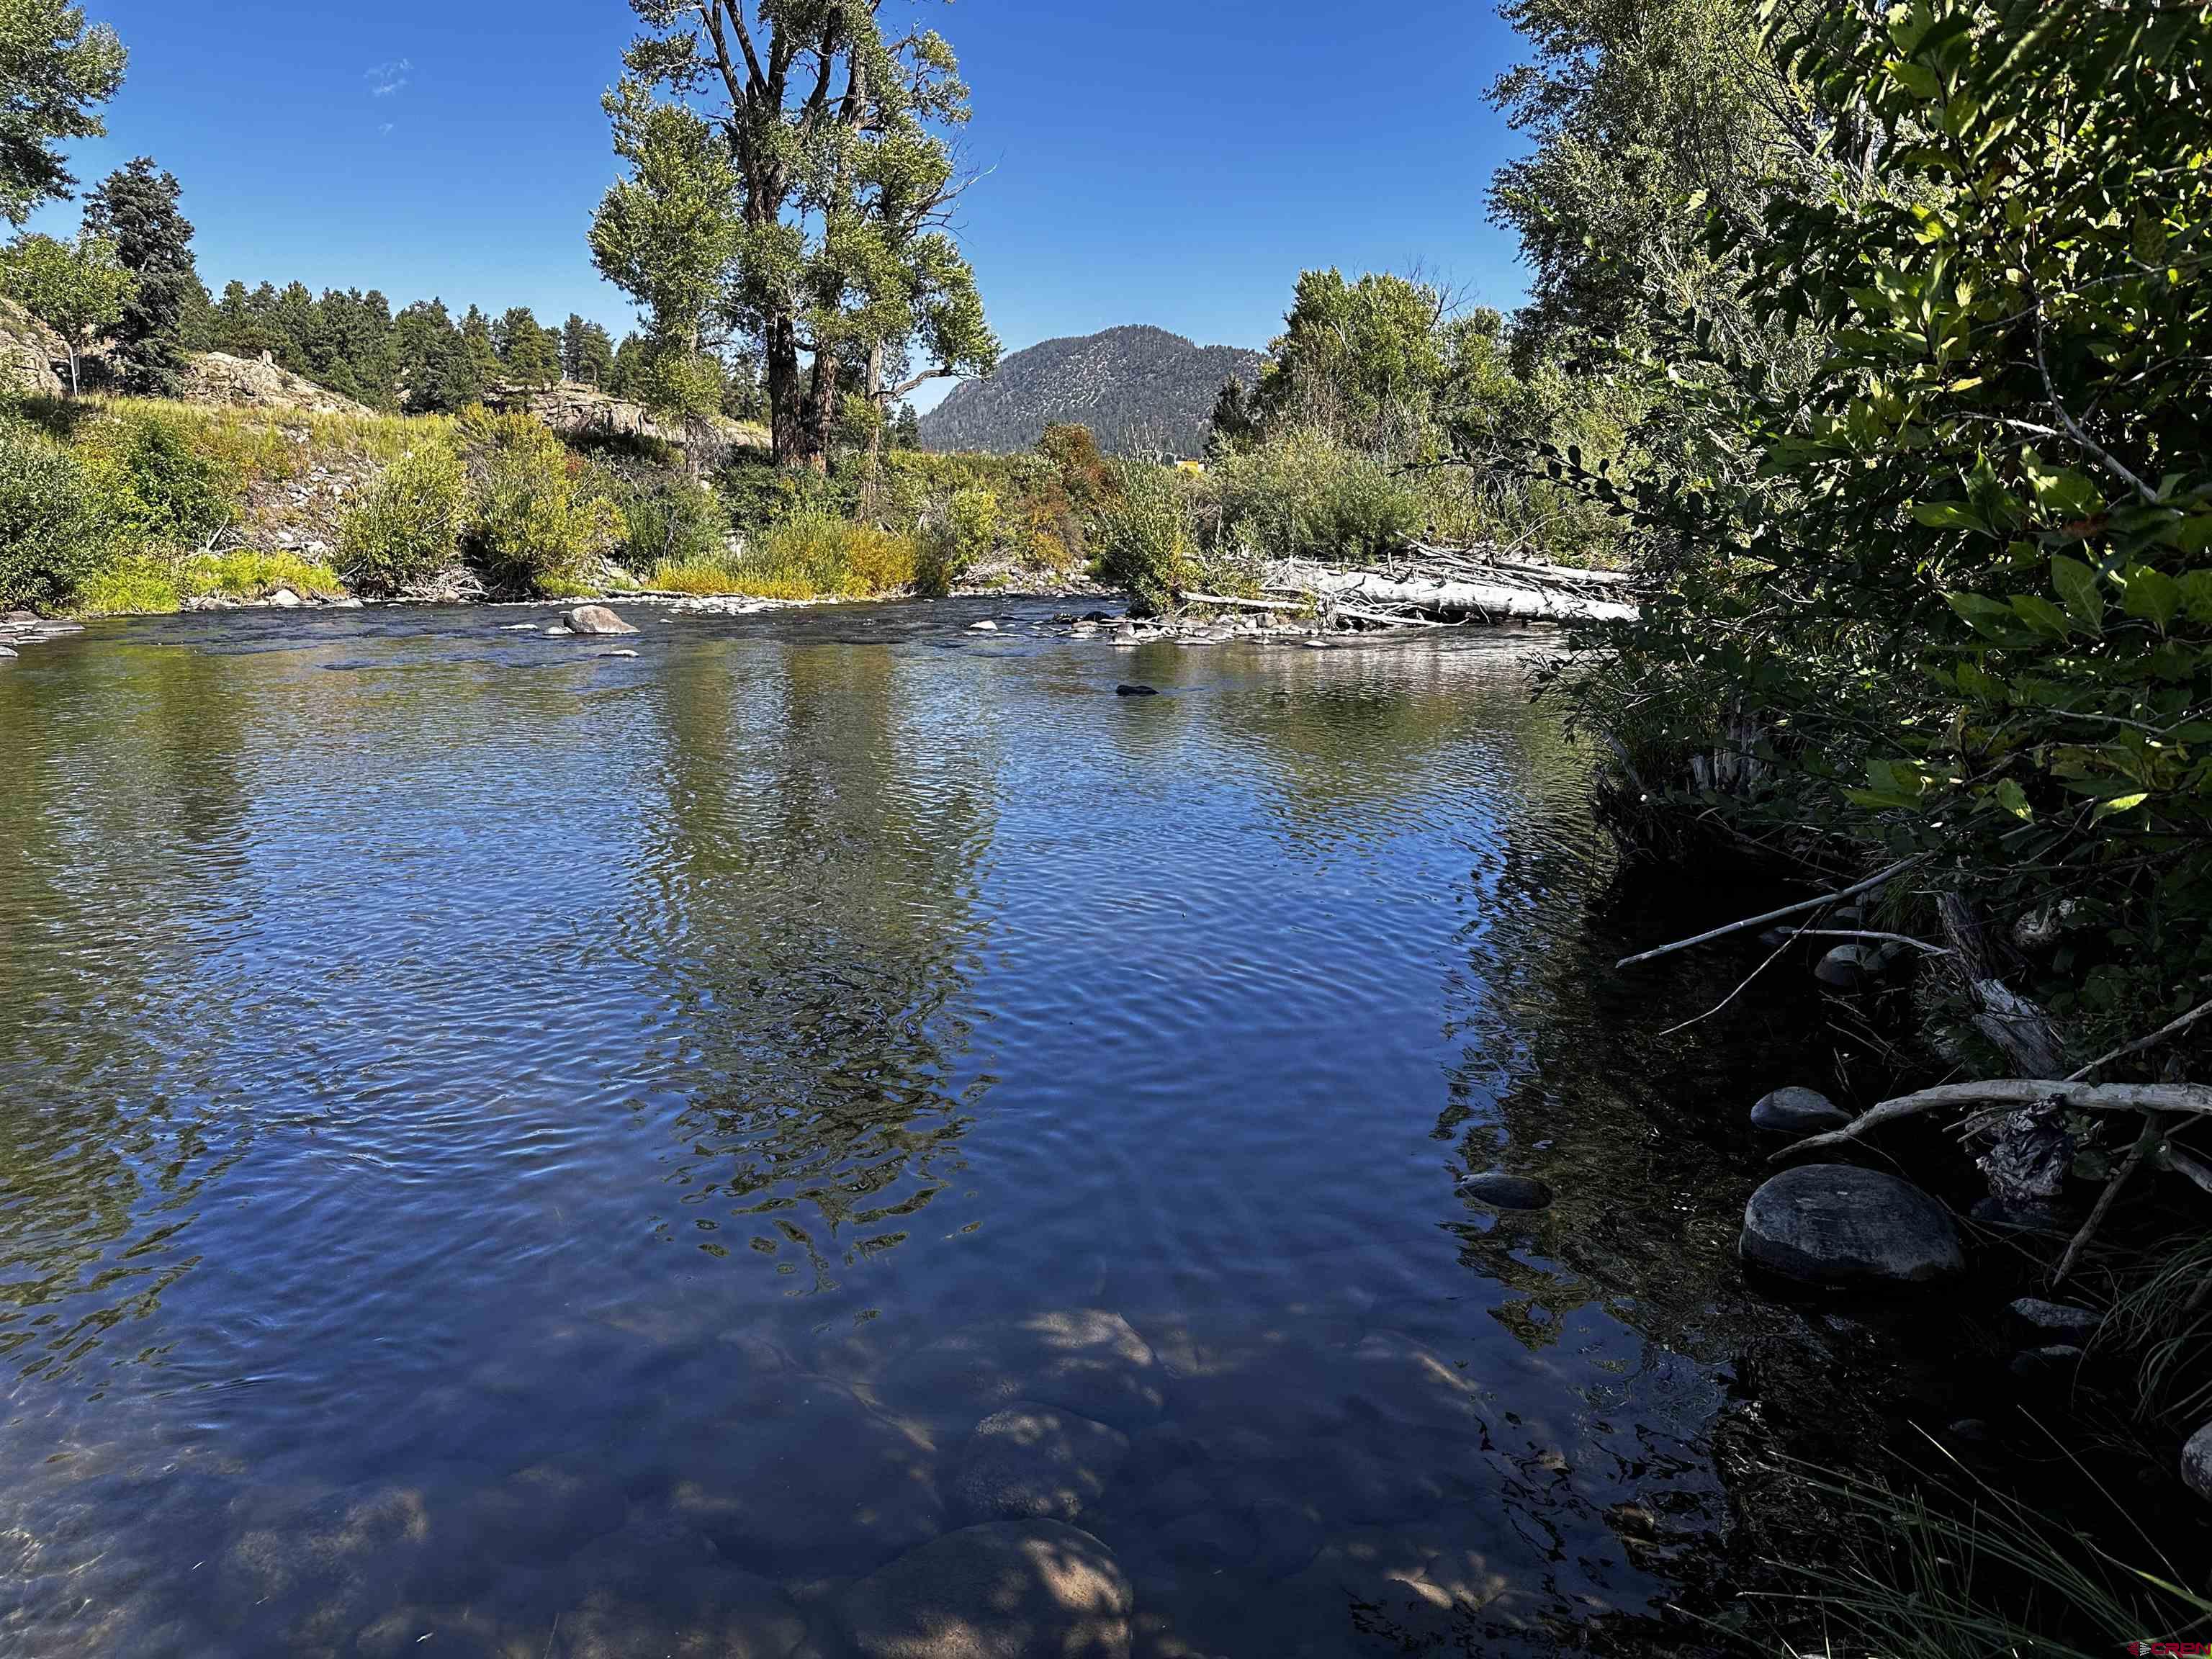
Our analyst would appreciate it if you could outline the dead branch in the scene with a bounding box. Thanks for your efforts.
[1614,857,1924,971]
[2055,1115,2164,1283]
[2068,996,2212,1083]
[1773,1079,2212,1164]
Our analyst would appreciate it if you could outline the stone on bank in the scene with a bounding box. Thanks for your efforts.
[1740,1164,1965,1286]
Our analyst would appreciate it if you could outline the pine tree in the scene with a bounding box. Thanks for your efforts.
[83,156,198,395]
[459,305,503,390]
[495,305,560,390]
[892,403,922,449]
[561,314,615,387]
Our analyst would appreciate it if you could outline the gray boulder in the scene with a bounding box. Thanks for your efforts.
[2185,1422,2212,1503]
[836,1521,1132,1659]
[952,1403,1129,1524]
[565,605,639,637]
[2010,1298,2100,1342]
[1750,1087,1849,1136]
[1740,1164,1965,1286]
[1815,942,1908,991]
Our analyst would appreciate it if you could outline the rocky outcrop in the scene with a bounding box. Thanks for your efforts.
[835,1521,1133,1659]
[0,297,66,398]
[481,380,768,451]
[1740,1164,1966,1286]
[182,352,377,418]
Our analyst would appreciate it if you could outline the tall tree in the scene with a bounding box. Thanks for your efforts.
[561,313,616,385]
[607,1,996,472]
[0,230,132,395]
[84,158,199,395]
[0,0,125,225]
[395,300,480,413]
[493,305,562,389]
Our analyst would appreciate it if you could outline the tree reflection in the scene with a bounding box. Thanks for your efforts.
[637,637,999,1292]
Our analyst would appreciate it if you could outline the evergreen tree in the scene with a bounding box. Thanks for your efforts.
[891,403,922,449]
[608,332,647,401]
[459,305,503,390]
[561,314,615,386]
[0,1,126,225]
[83,156,198,395]
[395,300,480,413]
[494,305,561,390]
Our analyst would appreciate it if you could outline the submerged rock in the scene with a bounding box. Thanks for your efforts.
[2185,1422,2212,1503]
[1750,1087,1849,1136]
[1455,1172,1553,1212]
[2010,1297,2100,1342]
[565,605,638,637]
[2008,1344,2085,1385]
[1740,1164,1965,1286]
[835,1521,1133,1659]
[1113,684,1158,698]
[952,1403,1130,1524]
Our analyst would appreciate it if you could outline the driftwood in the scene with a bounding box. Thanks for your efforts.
[1179,593,1306,612]
[1614,858,1923,971]
[1772,1079,2212,1163]
[1284,565,1639,626]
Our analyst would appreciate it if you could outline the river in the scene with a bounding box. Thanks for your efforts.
[0,601,1928,1658]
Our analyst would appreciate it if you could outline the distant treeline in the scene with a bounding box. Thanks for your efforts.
[186,283,763,419]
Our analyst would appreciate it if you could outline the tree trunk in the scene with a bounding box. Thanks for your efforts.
[801,346,838,477]
[66,346,79,399]
[766,315,807,469]
[862,339,886,518]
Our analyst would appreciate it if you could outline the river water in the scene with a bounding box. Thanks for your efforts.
[0,602,1893,1658]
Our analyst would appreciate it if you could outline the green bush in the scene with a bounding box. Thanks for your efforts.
[339,444,467,595]
[179,550,347,603]
[457,407,621,596]
[605,469,727,571]
[70,554,179,618]
[1213,427,1426,563]
[79,408,240,552]
[0,418,104,613]
[1093,461,1197,615]
[914,487,998,598]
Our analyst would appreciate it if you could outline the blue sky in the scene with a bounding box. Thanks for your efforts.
[36,1,1535,408]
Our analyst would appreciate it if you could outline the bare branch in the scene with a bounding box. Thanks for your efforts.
[1614,858,1924,971]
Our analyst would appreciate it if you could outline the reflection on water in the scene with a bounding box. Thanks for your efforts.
[1,603,1827,1656]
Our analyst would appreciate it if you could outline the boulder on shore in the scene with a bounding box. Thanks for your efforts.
[1750,1087,1849,1136]
[2185,1422,2212,1504]
[563,605,638,637]
[835,1521,1133,1659]
[1740,1164,1965,1286]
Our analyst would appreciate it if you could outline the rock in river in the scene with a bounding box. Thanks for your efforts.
[835,1521,1133,1659]
[1740,1164,1964,1286]
[2185,1422,2212,1503]
[952,1403,1130,1524]
[1455,1172,1553,1212]
[564,605,639,637]
[1114,684,1158,698]
[1750,1087,1849,1136]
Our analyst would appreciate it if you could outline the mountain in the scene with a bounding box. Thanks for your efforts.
[920,325,1264,459]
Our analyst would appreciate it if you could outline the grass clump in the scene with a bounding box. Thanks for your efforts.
[339,443,467,595]
[179,549,346,603]
[655,511,917,601]
[70,554,179,617]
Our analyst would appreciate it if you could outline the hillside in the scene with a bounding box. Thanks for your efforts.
[920,325,1263,459]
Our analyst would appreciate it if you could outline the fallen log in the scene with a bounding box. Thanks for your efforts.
[1288,566,1639,625]
[1771,1079,2212,1163]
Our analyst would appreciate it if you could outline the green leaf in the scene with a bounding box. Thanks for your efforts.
[2051,556,2104,630]
[2121,566,2180,631]
[1887,59,1941,99]
[2009,594,2070,637]
[2090,792,2150,823]
[1994,778,2033,822]
[1913,500,1986,531]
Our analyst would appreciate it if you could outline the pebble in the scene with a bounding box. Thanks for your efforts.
[2009,1297,2100,1342]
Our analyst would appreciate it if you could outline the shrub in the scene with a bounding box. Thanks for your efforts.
[457,407,621,596]
[914,487,998,598]
[78,408,240,551]
[718,510,917,600]
[605,470,727,572]
[1212,426,1424,563]
[0,418,104,613]
[1092,461,1197,614]
[840,521,918,593]
[339,444,467,595]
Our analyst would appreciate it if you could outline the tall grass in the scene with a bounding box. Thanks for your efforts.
[651,511,917,601]
[1773,1437,2212,1659]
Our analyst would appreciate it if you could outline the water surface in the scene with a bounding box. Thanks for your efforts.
[1,602,1839,1657]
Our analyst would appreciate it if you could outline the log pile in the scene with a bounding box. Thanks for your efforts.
[1226,544,1640,631]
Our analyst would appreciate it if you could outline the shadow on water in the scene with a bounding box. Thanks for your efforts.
[0,603,1976,1656]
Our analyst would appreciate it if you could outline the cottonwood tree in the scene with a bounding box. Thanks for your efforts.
[605,1,997,471]
[84,158,199,395]
[0,0,125,225]
[0,230,131,395]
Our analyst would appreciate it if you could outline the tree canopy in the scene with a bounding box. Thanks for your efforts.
[84,157,198,395]
[0,230,130,395]
[0,0,125,225]
[604,1,997,469]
